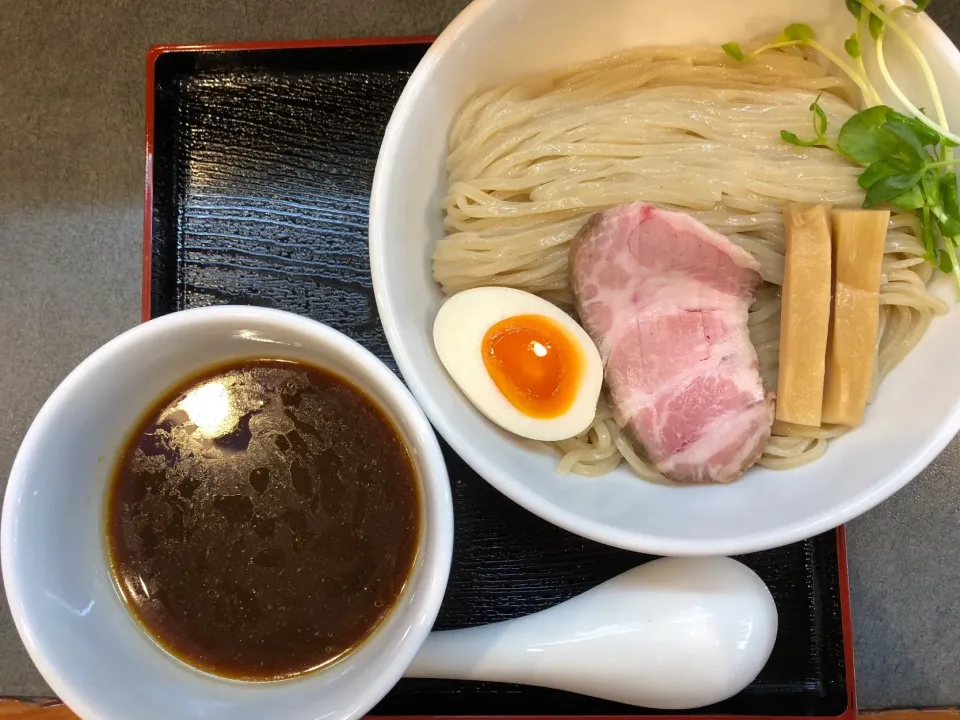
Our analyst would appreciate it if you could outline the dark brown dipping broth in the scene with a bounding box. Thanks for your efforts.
[106,359,420,681]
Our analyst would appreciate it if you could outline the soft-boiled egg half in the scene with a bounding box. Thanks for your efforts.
[433,286,603,442]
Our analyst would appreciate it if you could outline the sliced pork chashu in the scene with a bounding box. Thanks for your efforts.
[570,202,774,483]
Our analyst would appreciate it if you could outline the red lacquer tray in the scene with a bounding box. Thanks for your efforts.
[143,37,856,720]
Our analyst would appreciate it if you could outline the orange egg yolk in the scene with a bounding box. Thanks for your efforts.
[481,314,583,419]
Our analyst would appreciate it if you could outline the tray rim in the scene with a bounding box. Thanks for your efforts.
[142,37,857,720]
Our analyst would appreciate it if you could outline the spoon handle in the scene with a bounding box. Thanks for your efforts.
[405,623,516,683]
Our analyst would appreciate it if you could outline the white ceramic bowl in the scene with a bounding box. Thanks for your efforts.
[370,0,960,555]
[1,306,453,720]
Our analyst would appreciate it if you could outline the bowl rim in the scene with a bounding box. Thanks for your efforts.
[1,305,453,719]
[369,0,960,555]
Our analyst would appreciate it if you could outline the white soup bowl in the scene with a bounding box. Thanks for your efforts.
[1,306,453,720]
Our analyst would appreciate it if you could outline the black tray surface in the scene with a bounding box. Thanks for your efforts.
[149,42,850,717]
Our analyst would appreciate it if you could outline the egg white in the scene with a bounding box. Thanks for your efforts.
[433,286,603,442]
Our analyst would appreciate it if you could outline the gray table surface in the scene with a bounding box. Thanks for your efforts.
[2,0,960,709]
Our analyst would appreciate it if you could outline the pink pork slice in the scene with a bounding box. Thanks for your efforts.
[570,202,774,484]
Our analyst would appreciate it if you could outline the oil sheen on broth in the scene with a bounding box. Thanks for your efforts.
[106,359,420,681]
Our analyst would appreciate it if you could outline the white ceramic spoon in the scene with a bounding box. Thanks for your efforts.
[404,556,777,710]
